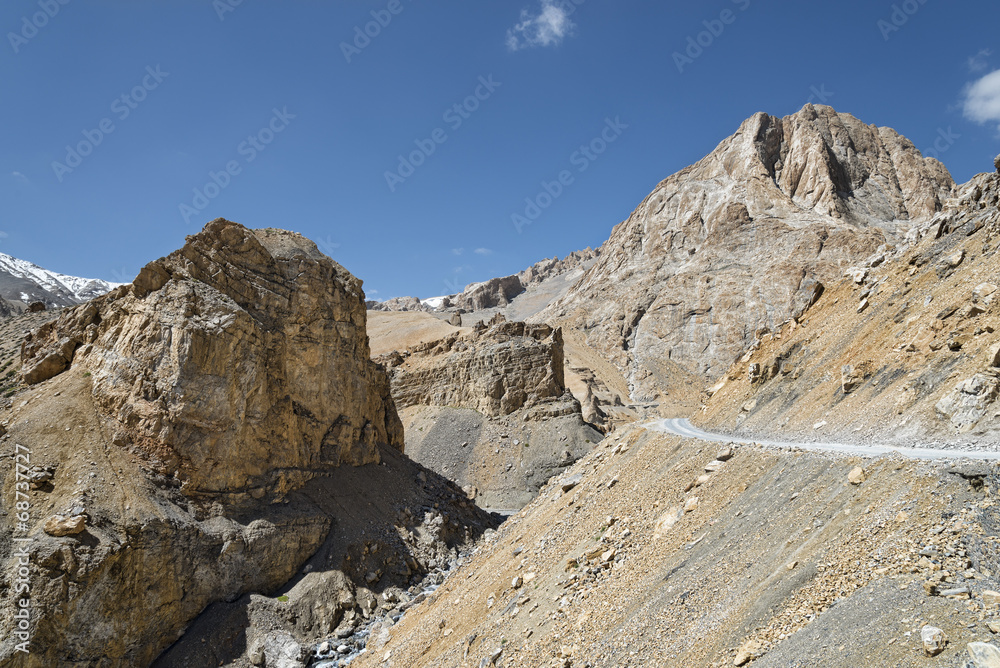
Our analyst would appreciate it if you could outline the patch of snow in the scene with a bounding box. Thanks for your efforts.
[19,293,29,302]
[421,296,447,309]
[0,252,126,303]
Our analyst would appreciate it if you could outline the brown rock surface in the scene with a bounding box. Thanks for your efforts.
[377,315,602,509]
[0,220,489,668]
[537,105,955,400]
[21,219,403,493]
[380,315,567,418]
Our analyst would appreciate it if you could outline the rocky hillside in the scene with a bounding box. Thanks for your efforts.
[377,314,603,510]
[352,423,1000,668]
[537,105,955,402]
[701,163,1000,448]
[367,248,599,315]
[0,220,494,667]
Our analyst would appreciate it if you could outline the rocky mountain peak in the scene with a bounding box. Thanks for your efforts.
[538,106,957,398]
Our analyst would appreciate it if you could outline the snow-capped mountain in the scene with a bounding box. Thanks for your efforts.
[0,252,125,309]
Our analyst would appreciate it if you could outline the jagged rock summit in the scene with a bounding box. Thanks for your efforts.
[1,219,410,667]
[538,104,956,398]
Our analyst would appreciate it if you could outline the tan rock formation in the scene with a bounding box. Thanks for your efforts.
[0,219,414,667]
[21,219,403,493]
[380,315,566,418]
[537,105,955,400]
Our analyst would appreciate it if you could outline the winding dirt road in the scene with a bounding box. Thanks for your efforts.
[646,417,1000,461]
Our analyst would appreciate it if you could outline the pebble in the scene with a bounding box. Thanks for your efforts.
[968,641,1000,668]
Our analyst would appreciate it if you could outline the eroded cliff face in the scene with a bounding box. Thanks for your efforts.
[0,220,420,667]
[538,105,956,400]
[377,315,602,510]
[21,219,403,494]
[380,315,566,419]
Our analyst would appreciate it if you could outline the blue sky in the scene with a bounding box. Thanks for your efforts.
[1,1,998,300]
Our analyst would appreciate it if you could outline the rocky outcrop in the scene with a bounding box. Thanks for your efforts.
[21,220,403,492]
[367,296,433,313]
[538,105,955,399]
[377,314,602,509]
[0,220,416,667]
[517,248,599,287]
[452,275,525,312]
[379,314,565,418]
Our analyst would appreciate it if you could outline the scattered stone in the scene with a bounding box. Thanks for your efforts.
[939,586,970,598]
[715,446,733,461]
[448,312,462,327]
[43,514,86,537]
[921,625,946,656]
[512,575,523,589]
[683,497,700,513]
[995,154,1000,173]
[704,460,725,473]
[653,507,683,539]
[561,474,583,493]
[841,365,863,394]
[848,467,866,485]
[968,641,1000,668]
[987,620,1000,634]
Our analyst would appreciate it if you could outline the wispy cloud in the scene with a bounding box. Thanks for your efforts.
[452,248,465,256]
[969,49,992,72]
[11,171,29,189]
[963,69,1000,132]
[0,231,8,243]
[506,0,576,52]
[473,248,493,256]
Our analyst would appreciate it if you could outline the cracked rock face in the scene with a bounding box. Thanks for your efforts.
[0,220,408,667]
[22,219,403,493]
[379,315,567,418]
[538,105,955,398]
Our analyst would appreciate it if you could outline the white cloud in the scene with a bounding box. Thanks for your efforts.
[452,248,464,256]
[474,248,493,256]
[963,69,1000,131]
[969,49,992,72]
[506,0,576,52]
[11,171,29,187]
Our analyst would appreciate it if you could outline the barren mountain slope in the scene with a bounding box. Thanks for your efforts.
[353,423,1000,668]
[701,167,1000,447]
[537,105,955,403]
